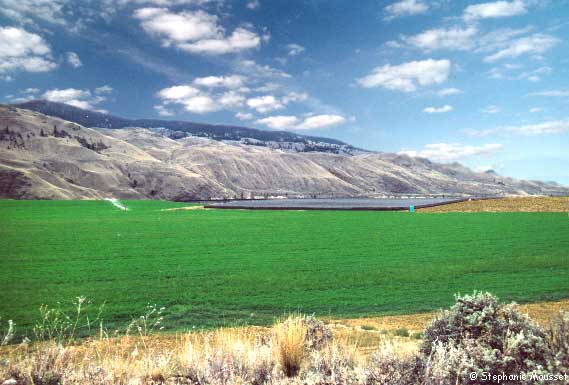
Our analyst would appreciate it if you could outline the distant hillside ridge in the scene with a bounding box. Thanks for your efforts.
[14,100,361,155]
[1,105,567,200]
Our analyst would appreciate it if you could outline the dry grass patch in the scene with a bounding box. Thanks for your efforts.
[419,196,569,212]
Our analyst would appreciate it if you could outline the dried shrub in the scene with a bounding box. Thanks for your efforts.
[546,311,569,372]
[421,292,551,385]
[304,315,333,351]
[273,315,307,377]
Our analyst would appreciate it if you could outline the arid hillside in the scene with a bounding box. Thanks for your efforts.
[1,105,567,200]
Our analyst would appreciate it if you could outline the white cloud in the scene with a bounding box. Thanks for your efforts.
[235,112,254,121]
[245,92,309,114]
[424,105,453,114]
[134,8,262,55]
[256,115,299,129]
[158,85,201,101]
[236,59,291,78]
[506,119,569,135]
[296,114,346,130]
[256,114,347,130]
[464,0,527,21]
[154,104,174,116]
[405,26,477,51]
[218,91,245,107]
[399,143,503,162]
[287,43,305,56]
[95,85,113,94]
[134,8,218,43]
[282,92,308,104]
[437,87,462,96]
[181,95,219,113]
[156,84,221,114]
[356,59,451,92]
[482,105,501,114]
[65,51,82,68]
[384,0,428,20]
[527,90,569,97]
[179,28,261,55]
[529,107,542,113]
[0,0,68,25]
[0,26,56,75]
[246,0,260,9]
[246,95,284,113]
[42,87,110,110]
[483,34,558,62]
[193,75,246,89]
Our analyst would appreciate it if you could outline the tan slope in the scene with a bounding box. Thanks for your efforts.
[2,105,567,200]
[0,106,231,200]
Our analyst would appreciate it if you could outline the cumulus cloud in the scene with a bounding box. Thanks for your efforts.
[156,74,308,115]
[399,25,557,64]
[296,114,346,130]
[405,26,478,51]
[384,0,428,20]
[66,51,82,68]
[437,88,462,96]
[193,75,246,89]
[246,95,284,113]
[218,91,245,107]
[399,143,503,162]
[235,112,254,121]
[154,104,174,116]
[424,105,453,114]
[256,115,299,129]
[95,85,113,94]
[246,0,260,9]
[245,92,307,114]
[134,7,262,55]
[156,84,220,113]
[483,34,559,62]
[0,0,68,25]
[42,87,110,110]
[464,0,527,21]
[286,43,305,56]
[256,114,347,130]
[236,59,291,79]
[0,26,57,75]
[356,59,451,92]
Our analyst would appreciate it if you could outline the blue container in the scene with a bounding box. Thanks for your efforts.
[409,205,415,213]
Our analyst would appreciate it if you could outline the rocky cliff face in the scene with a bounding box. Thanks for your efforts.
[0,105,566,200]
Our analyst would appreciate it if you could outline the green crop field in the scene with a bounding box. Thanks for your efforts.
[1,200,568,337]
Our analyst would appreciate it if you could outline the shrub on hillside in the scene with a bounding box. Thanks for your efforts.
[304,315,333,351]
[420,292,552,385]
[546,311,569,372]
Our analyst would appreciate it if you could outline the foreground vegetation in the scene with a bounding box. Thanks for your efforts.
[1,293,568,385]
[1,200,569,337]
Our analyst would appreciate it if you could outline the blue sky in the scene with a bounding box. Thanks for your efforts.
[1,0,568,184]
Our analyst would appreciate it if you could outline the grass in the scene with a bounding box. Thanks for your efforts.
[1,199,568,338]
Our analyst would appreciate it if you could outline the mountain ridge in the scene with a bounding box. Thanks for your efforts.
[14,100,361,155]
[1,104,567,200]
